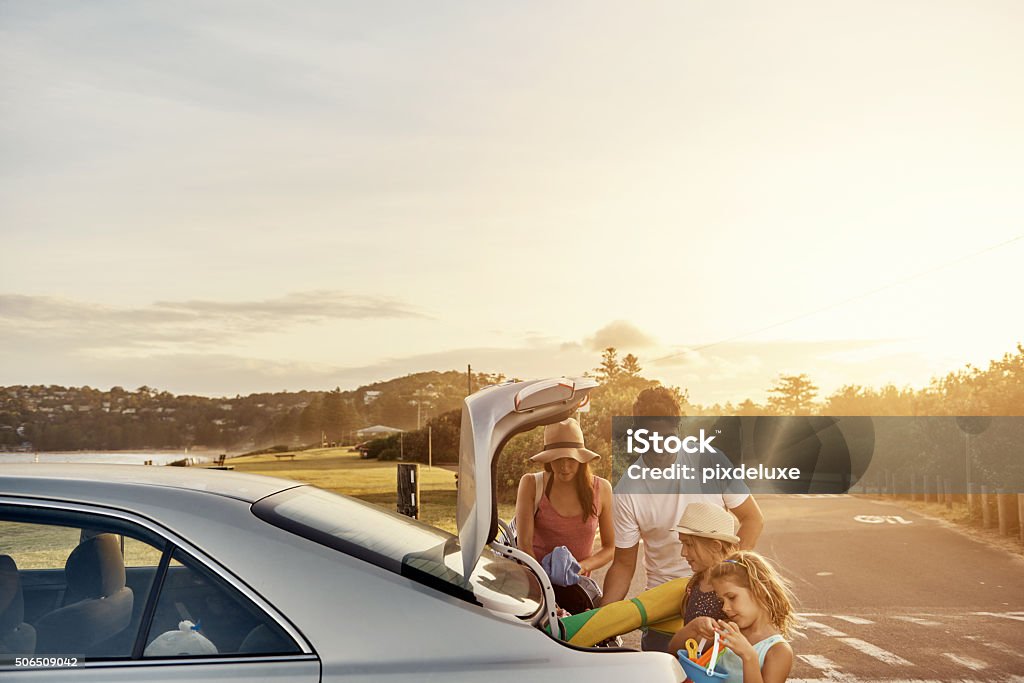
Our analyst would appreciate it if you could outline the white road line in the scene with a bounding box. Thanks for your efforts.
[972,611,1024,622]
[837,637,913,666]
[892,615,942,627]
[803,620,848,637]
[790,680,945,683]
[964,635,1024,661]
[832,615,874,625]
[798,655,835,669]
[798,612,826,617]
[941,652,988,671]
[797,654,857,682]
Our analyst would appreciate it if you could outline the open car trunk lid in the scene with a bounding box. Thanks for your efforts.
[456,377,598,578]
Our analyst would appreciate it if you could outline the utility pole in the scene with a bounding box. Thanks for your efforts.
[428,423,433,470]
[467,364,472,396]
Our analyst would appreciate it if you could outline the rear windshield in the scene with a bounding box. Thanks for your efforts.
[252,486,542,618]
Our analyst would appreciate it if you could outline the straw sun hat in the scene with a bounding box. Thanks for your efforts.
[671,502,741,544]
[528,418,602,464]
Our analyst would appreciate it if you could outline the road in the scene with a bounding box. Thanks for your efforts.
[593,494,1024,682]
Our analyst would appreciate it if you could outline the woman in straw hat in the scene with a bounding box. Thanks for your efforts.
[666,502,741,656]
[514,418,614,577]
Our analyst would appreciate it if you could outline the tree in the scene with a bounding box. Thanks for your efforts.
[767,374,819,415]
[321,390,355,442]
[621,353,642,377]
[593,347,622,382]
[299,396,324,443]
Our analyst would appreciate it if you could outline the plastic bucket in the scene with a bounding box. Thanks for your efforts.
[678,653,729,683]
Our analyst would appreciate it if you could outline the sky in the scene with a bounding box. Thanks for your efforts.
[2,1,1023,404]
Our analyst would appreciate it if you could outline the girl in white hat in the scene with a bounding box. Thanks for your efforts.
[666,502,741,655]
[513,418,614,578]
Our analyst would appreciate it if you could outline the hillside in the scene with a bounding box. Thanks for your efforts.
[0,369,504,453]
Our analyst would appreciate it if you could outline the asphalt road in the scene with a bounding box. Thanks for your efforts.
[593,494,1024,682]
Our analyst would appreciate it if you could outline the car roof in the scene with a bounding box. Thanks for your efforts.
[0,463,300,503]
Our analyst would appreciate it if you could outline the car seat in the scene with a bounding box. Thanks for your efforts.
[33,534,133,655]
[0,555,36,655]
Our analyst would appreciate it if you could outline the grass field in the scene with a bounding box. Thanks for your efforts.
[229,446,514,534]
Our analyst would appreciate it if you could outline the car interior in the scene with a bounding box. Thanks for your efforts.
[1,511,300,662]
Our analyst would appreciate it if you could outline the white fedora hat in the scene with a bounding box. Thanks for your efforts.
[671,502,740,544]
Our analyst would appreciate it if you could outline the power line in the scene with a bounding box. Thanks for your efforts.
[651,233,1024,364]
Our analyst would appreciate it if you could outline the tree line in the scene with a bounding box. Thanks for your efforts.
[4,342,1020,455]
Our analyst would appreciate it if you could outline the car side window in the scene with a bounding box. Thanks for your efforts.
[142,548,300,658]
[0,507,164,662]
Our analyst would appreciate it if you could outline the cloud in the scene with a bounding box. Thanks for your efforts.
[152,290,423,321]
[650,347,709,369]
[0,291,424,352]
[583,320,658,352]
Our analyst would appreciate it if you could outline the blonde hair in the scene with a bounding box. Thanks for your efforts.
[709,550,797,638]
[680,535,738,616]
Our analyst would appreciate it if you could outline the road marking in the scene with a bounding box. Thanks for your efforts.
[853,515,913,524]
[804,620,848,637]
[793,494,847,498]
[963,634,1024,660]
[832,615,874,625]
[797,655,857,682]
[837,637,913,666]
[972,611,1024,623]
[791,680,945,683]
[892,615,942,627]
[816,571,834,577]
[799,655,835,668]
[798,612,826,617]
[941,652,988,671]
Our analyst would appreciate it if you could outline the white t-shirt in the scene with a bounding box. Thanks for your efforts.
[612,451,749,589]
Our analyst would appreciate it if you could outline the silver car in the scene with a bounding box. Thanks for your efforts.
[1,378,684,682]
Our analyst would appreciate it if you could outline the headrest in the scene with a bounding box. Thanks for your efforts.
[65,534,126,601]
[0,555,25,631]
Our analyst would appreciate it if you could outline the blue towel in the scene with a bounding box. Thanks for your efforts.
[541,546,581,587]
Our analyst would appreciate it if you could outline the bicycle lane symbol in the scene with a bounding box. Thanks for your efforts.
[854,515,913,524]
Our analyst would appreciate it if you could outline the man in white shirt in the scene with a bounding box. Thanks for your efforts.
[599,387,764,652]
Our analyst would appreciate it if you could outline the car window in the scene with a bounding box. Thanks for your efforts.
[0,503,303,671]
[253,486,543,619]
[0,506,164,663]
[142,548,301,658]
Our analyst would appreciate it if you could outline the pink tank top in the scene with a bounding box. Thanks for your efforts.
[531,475,602,562]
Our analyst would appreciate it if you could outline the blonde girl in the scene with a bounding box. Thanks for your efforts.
[666,503,741,654]
[709,551,797,683]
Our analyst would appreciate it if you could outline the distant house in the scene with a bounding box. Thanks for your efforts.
[363,391,383,405]
[355,425,404,439]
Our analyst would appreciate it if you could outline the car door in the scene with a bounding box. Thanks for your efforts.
[0,500,319,683]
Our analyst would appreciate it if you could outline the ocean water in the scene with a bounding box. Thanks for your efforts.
[0,451,213,465]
